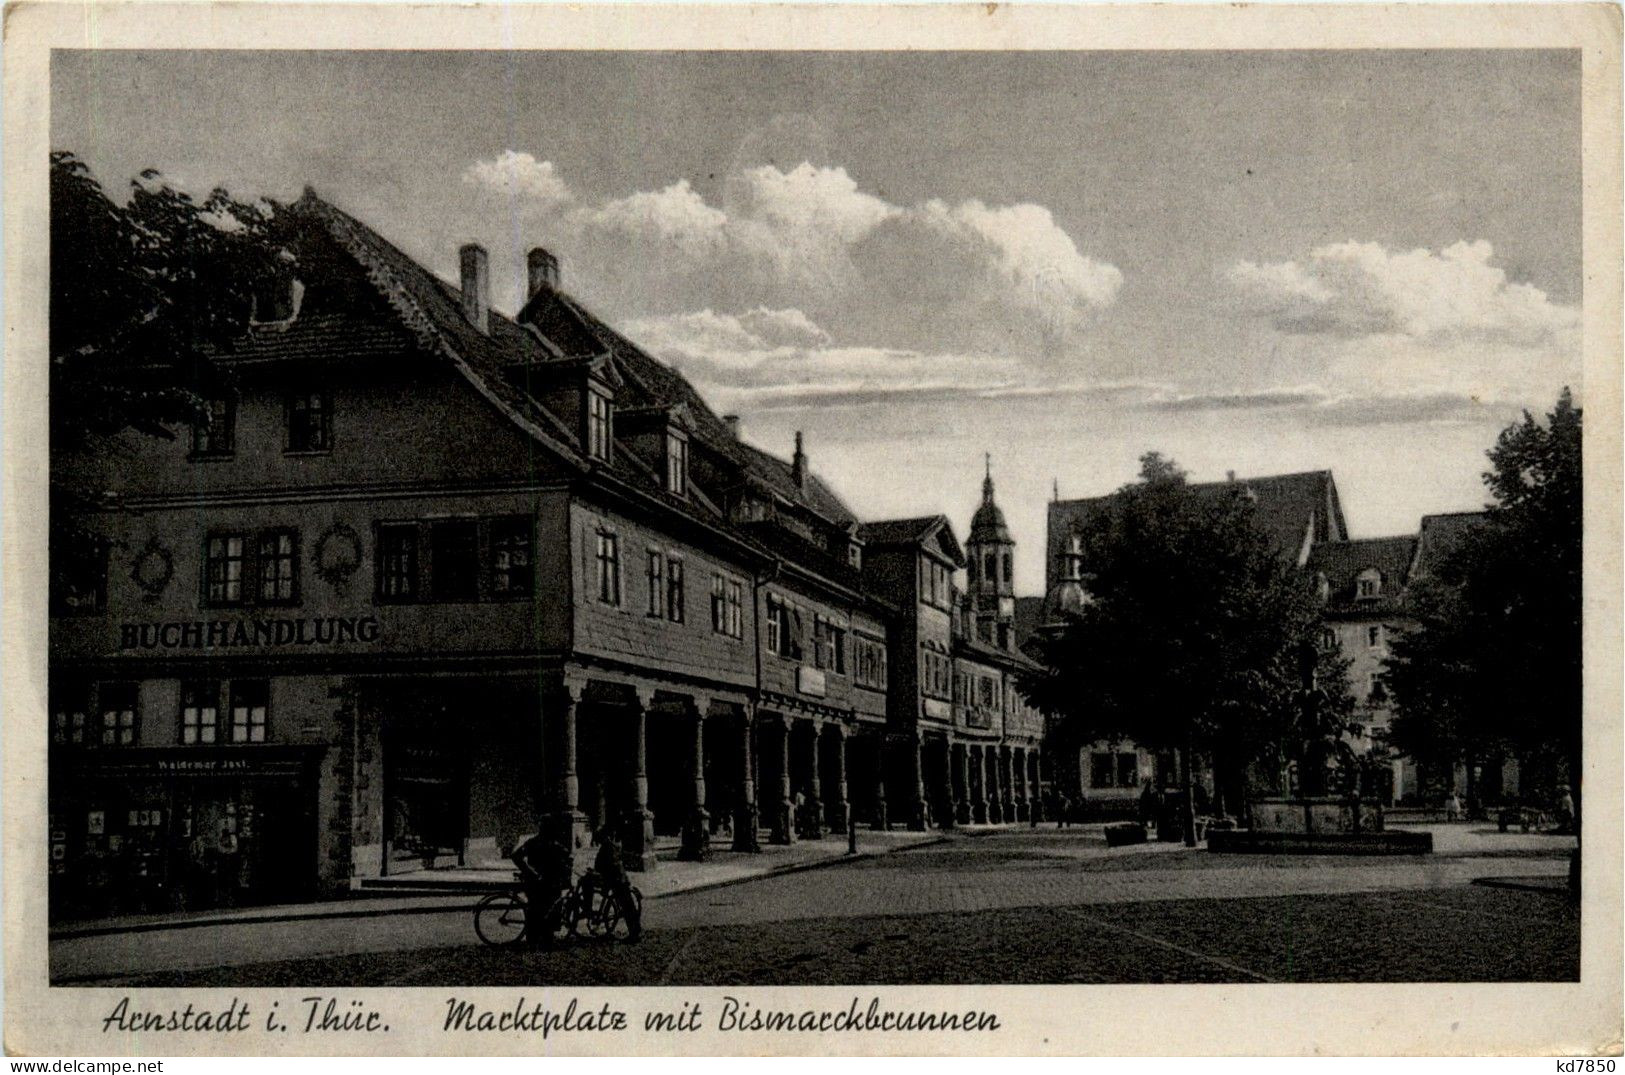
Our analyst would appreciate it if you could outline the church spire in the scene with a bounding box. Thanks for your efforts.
[982,452,995,504]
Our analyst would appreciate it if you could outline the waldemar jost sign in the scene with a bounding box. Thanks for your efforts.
[118,615,382,651]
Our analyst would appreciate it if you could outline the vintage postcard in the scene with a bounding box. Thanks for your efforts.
[3,1,1621,1058]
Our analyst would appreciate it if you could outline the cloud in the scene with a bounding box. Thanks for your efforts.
[1228,239,1576,349]
[905,198,1123,337]
[461,150,572,209]
[1143,384,1530,429]
[562,158,1118,356]
[573,179,727,258]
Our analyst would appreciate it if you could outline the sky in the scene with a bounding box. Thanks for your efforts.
[53,50,1582,595]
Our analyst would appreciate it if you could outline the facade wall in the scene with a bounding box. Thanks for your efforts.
[568,499,757,691]
[757,574,888,722]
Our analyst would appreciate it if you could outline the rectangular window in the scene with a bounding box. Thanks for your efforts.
[204,534,247,606]
[1117,753,1139,789]
[596,531,621,605]
[286,391,331,452]
[430,519,479,601]
[180,681,219,745]
[1368,671,1387,702]
[377,524,419,601]
[54,539,108,613]
[979,677,995,708]
[666,557,684,623]
[191,396,236,456]
[726,579,743,639]
[711,573,726,632]
[646,551,664,617]
[230,680,269,744]
[51,685,90,746]
[99,683,138,748]
[1091,751,1116,788]
[489,516,533,597]
[830,624,847,675]
[257,529,298,605]
[666,432,688,497]
[1367,624,1383,649]
[587,390,612,462]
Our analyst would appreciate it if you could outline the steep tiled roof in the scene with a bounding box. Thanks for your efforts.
[1047,470,1345,590]
[1306,535,1418,615]
[736,442,858,527]
[287,190,890,589]
[228,311,419,365]
[1412,511,1491,580]
[859,516,945,546]
[290,191,586,466]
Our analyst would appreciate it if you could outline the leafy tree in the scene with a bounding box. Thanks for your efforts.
[50,151,287,448]
[1386,389,1582,820]
[50,153,290,567]
[1022,453,1353,844]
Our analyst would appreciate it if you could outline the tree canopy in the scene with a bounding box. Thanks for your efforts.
[50,151,288,448]
[1385,388,1583,808]
[1021,453,1353,829]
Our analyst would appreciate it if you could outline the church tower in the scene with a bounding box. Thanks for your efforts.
[967,455,1017,650]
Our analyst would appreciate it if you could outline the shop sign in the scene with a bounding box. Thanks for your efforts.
[796,666,826,698]
[118,615,381,651]
[84,752,311,780]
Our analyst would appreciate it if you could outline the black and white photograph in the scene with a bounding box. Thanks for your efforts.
[5,2,1621,1059]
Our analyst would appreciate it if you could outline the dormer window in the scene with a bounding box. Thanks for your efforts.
[587,388,613,462]
[665,429,688,497]
[847,543,861,570]
[1356,568,1382,600]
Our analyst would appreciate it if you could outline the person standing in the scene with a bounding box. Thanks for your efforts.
[1445,790,1462,822]
[511,830,573,949]
[593,827,642,942]
[214,823,240,908]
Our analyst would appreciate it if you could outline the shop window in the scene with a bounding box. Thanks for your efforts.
[52,684,90,746]
[665,431,688,497]
[257,529,299,605]
[230,680,269,743]
[181,681,220,745]
[191,395,235,457]
[99,683,138,748]
[1117,753,1139,789]
[489,516,533,597]
[1091,751,1115,788]
[53,538,108,613]
[666,556,685,623]
[377,524,419,601]
[586,388,613,462]
[646,550,664,617]
[596,530,621,605]
[285,390,331,453]
[204,533,247,606]
[430,519,479,601]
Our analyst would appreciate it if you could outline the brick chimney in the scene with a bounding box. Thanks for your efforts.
[722,414,741,439]
[526,246,560,301]
[791,431,808,490]
[459,244,490,334]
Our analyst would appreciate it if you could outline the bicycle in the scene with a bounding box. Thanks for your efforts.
[576,871,643,940]
[473,872,594,948]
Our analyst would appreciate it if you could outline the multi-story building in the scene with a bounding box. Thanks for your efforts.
[50,189,1069,918]
[47,190,902,918]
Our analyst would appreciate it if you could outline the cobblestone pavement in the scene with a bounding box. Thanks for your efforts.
[52,825,1574,985]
